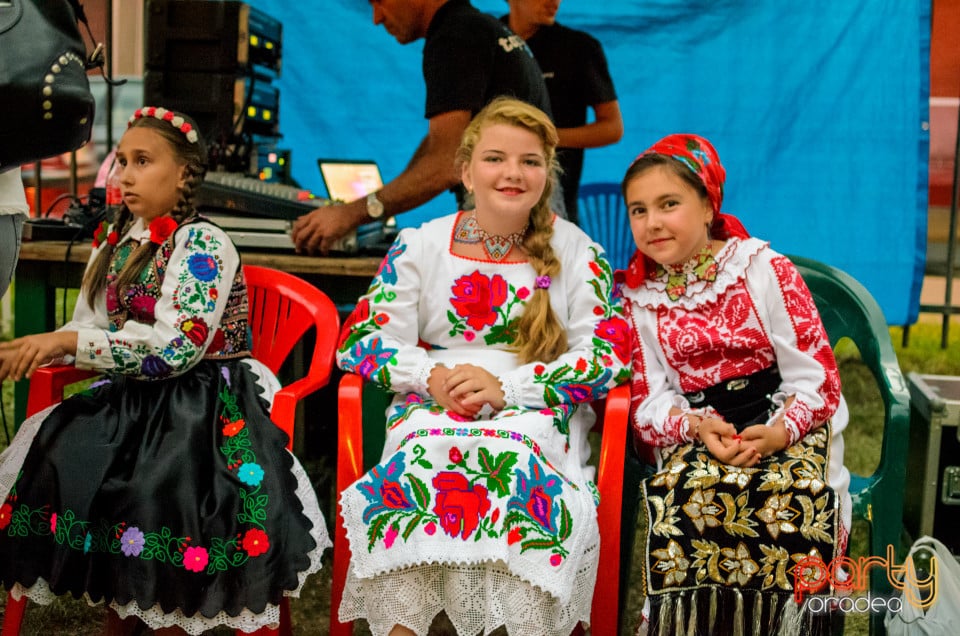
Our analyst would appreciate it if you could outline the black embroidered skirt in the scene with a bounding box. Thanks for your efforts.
[0,359,322,622]
[641,425,841,635]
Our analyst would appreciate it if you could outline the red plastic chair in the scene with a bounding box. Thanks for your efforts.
[2,264,339,636]
[331,377,631,636]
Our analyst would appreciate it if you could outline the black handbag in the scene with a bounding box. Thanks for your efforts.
[0,0,102,172]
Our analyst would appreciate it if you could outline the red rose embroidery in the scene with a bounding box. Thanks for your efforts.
[432,471,491,540]
[180,317,209,347]
[450,271,508,331]
[594,317,631,363]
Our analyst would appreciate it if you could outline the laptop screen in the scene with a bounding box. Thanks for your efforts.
[317,159,384,203]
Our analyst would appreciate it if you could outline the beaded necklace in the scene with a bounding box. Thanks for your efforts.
[656,244,717,300]
[454,213,529,261]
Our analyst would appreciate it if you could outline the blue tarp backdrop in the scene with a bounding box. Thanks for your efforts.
[248,0,930,325]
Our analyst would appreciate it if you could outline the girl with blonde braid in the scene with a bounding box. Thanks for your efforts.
[336,97,631,636]
[0,107,329,635]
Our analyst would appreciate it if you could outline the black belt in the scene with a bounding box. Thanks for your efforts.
[683,365,782,430]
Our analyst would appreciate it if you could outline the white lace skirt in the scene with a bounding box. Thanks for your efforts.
[339,548,599,636]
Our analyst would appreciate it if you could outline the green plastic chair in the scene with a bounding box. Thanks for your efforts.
[578,182,635,272]
[789,255,911,636]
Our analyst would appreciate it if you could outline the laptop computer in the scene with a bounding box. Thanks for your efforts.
[317,158,384,203]
[316,158,397,253]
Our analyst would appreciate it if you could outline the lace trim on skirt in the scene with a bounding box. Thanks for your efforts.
[10,456,329,635]
[339,543,598,636]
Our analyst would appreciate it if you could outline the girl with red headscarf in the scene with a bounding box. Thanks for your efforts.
[620,134,850,635]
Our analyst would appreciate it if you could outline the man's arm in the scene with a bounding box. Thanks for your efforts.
[556,100,624,149]
[291,109,472,254]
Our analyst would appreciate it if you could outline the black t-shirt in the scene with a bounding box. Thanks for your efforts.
[424,0,552,120]
[501,19,618,222]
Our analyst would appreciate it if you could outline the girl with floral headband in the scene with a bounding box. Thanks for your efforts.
[619,133,850,635]
[0,107,329,634]
[335,97,631,635]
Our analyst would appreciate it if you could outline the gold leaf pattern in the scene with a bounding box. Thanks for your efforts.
[643,424,838,596]
[682,488,724,533]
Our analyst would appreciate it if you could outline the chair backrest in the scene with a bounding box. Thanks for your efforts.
[790,255,910,633]
[578,182,635,272]
[243,264,340,394]
[788,255,910,492]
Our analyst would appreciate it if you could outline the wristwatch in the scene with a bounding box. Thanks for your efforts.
[366,192,385,219]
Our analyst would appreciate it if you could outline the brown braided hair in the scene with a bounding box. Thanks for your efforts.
[455,97,566,364]
[81,109,208,307]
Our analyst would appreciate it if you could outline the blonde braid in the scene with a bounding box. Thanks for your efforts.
[455,97,568,364]
[512,198,566,364]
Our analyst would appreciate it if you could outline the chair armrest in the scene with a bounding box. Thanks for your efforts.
[25,365,100,418]
[331,372,366,636]
[876,358,911,482]
[336,373,366,491]
[269,374,333,449]
[592,384,630,636]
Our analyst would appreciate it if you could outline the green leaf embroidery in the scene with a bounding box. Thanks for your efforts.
[407,474,431,510]
[477,448,518,497]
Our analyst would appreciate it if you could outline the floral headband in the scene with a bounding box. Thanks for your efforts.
[637,133,725,214]
[128,106,199,144]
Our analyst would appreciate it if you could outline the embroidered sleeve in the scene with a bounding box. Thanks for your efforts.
[73,223,240,380]
[336,232,435,394]
[757,255,842,445]
[498,245,631,408]
[626,300,701,447]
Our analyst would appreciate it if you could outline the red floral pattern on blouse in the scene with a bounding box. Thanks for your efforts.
[450,271,508,331]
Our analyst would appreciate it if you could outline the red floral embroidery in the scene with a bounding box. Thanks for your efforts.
[222,419,245,436]
[338,298,370,349]
[432,471,491,540]
[595,316,631,364]
[180,316,209,347]
[450,271,508,331]
[183,545,208,572]
[659,285,773,391]
[149,216,179,245]
[242,528,270,557]
[0,503,12,530]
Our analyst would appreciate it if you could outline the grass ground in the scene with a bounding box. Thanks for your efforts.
[1,288,958,634]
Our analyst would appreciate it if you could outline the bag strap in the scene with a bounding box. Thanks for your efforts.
[68,0,125,86]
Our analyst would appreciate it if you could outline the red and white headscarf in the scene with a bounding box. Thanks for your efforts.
[617,133,749,289]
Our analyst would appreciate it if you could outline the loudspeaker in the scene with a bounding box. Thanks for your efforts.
[143,70,279,140]
[904,373,960,556]
[145,0,282,74]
